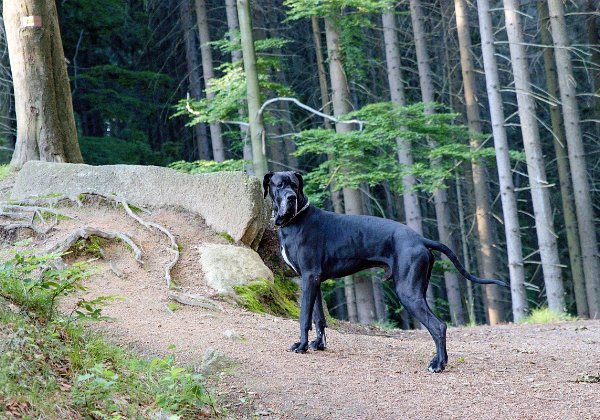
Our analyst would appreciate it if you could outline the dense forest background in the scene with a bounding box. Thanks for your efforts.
[1,0,600,329]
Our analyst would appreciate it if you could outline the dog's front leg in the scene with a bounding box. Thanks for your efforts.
[289,274,319,353]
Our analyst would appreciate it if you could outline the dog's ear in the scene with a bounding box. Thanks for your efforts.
[263,172,274,199]
[294,171,304,197]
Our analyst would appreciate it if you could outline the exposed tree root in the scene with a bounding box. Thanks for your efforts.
[168,290,224,312]
[119,200,179,287]
[3,193,179,287]
[0,222,48,236]
[48,227,143,264]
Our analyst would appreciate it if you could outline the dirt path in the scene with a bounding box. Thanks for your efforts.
[4,198,598,419]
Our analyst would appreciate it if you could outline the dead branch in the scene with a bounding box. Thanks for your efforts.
[48,227,143,264]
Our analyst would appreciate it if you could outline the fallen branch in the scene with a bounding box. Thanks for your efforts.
[48,227,143,265]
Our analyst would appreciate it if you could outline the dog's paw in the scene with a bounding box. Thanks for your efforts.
[288,341,308,353]
[309,339,326,351]
[427,357,446,373]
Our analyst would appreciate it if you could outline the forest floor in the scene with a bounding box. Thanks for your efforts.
[1,179,599,419]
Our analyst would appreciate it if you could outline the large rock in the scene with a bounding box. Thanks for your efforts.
[199,243,273,296]
[11,161,270,248]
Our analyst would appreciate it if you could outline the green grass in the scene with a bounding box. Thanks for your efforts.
[0,247,215,418]
[0,164,10,181]
[520,307,576,325]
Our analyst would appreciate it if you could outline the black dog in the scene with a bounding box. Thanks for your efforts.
[263,171,508,373]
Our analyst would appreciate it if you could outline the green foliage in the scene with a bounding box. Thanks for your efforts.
[233,276,300,319]
[0,165,10,181]
[173,37,293,130]
[79,136,178,166]
[284,0,394,20]
[0,244,212,418]
[0,248,94,320]
[168,159,248,174]
[520,307,576,325]
[295,102,489,199]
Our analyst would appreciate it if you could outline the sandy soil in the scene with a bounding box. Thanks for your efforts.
[2,196,599,419]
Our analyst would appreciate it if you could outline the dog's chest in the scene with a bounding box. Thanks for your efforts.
[281,243,299,274]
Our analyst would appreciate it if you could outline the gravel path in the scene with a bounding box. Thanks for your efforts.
[19,200,598,419]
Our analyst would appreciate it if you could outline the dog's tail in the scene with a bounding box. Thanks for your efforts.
[423,239,509,288]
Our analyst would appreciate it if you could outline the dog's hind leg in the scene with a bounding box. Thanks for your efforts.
[309,287,327,350]
[395,248,448,373]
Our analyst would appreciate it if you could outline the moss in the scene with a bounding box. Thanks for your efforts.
[217,231,235,244]
[233,276,300,319]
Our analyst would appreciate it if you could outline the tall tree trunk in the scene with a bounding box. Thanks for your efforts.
[410,0,463,325]
[237,0,267,178]
[547,0,600,318]
[325,17,377,324]
[195,0,225,162]
[587,0,600,138]
[476,0,527,321]
[503,0,565,313]
[454,0,504,324]
[538,1,588,318]
[382,11,424,237]
[4,0,83,169]
[179,0,210,161]
[225,0,251,167]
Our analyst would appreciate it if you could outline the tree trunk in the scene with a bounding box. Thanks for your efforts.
[503,0,565,313]
[225,0,251,168]
[4,0,83,169]
[476,0,527,322]
[587,0,600,138]
[547,0,600,318]
[195,0,225,162]
[538,1,588,318]
[382,11,424,236]
[179,0,210,161]
[410,0,463,324]
[325,17,377,324]
[237,0,267,178]
[454,0,504,324]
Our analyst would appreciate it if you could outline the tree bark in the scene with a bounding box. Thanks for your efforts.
[454,0,504,324]
[4,0,83,169]
[325,17,377,324]
[587,0,600,138]
[225,0,251,168]
[538,1,588,318]
[410,0,463,324]
[179,0,210,160]
[476,0,527,321]
[195,0,225,162]
[503,0,565,313]
[547,0,600,317]
[237,0,268,178]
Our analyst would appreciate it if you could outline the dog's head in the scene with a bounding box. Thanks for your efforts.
[263,171,305,226]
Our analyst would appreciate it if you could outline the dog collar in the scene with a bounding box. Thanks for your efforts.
[280,199,310,228]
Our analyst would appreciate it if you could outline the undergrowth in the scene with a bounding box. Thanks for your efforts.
[0,245,214,418]
[520,307,576,324]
